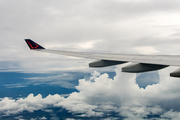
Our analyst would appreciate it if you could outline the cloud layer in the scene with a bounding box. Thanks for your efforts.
[1,66,180,119]
[1,0,180,73]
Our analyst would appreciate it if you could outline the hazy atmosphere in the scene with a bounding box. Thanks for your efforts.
[1,0,180,119]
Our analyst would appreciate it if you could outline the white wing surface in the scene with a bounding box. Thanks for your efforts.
[40,49,180,66]
[25,39,180,77]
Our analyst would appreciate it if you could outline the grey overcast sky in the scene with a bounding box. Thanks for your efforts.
[1,0,180,73]
[2,0,180,119]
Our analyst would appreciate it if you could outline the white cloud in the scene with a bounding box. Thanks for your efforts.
[0,94,64,116]
[77,39,103,49]
[135,46,159,54]
[1,66,180,119]
[161,110,180,119]
[39,116,47,120]
[66,118,75,120]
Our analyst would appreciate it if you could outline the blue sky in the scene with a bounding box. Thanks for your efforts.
[1,0,180,119]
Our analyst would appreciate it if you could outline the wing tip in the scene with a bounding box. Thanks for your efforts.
[25,39,45,50]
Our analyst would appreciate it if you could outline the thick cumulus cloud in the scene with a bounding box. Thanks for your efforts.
[1,66,180,119]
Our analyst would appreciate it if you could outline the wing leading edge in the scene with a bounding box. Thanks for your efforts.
[25,39,180,77]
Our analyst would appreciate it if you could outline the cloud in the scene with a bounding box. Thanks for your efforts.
[23,72,83,88]
[66,119,75,120]
[1,66,180,119]
[1,0,180,73]
[134,46,159,54]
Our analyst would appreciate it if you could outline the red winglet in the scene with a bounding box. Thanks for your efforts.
[25,39,45,50]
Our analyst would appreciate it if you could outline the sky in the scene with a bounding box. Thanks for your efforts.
[1,0,180,119]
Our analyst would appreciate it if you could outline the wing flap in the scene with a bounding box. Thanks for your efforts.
[122,63,169,73]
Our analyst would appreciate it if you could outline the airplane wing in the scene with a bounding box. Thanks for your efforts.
[25,39,180,77]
